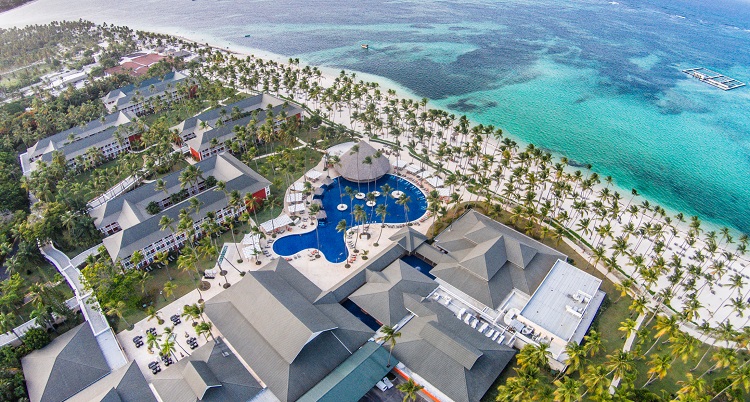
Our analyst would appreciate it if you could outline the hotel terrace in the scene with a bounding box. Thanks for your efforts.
[175,93,304,161]
[20,110,140,175]
[101,71,194,115]
[90,152,270,269]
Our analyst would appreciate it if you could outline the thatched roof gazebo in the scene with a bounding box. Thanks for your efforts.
[337,140,391,183]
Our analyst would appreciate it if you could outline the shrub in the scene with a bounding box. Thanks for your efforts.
[23,327,51,351]
[146,201,162,215]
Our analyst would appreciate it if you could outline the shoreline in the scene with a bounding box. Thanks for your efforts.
[169,35,737,238]
[1,9,740,237]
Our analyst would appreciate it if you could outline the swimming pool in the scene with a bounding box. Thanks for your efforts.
[273,174,428,263]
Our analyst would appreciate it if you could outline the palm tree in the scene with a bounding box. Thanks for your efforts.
[376,325,401,368]
[146,331,159,353]
[396,194,411,223]
[396,378,423,402]
[163,281,176,300]
[196,321,216,342]
[105,300,130,329]
[146,306,163,325]
[0,312,22,344]
[643,354,671,387]
[374,204,388,246]
[308,203,322,251]
[516,343,551,369]
[553,377,582,402]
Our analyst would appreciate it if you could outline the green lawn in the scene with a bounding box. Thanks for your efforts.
[114,258,200,333]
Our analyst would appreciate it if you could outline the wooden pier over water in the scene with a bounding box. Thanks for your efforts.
[682,67,745,91]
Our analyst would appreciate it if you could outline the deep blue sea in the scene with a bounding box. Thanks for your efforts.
[2,0,749,233]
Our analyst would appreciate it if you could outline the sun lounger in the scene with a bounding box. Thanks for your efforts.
[497,335,505,344]
[486,329,495,338]
[492,332,500,341]
[456,308,466,320]
[464,314,473,324]
[478,322,488,333]
[471,319,479,329]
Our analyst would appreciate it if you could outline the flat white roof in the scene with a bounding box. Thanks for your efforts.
[519,259,602,342]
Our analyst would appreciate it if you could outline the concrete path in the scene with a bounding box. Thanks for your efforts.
[609,313,645,392]
[40,243,128,370]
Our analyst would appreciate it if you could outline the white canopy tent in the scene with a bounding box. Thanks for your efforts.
[291,182,306,192]
[285,193,304,203]
[417,171,431,179]
[305,169,323,181]
[260,214,293,233]
[288,204,306,214]
[241,233,261,245]
[436,187,452,197]
[243,245,261,259]
[427,176,445,187]
[394,160,409,169]
[405,164,422,174]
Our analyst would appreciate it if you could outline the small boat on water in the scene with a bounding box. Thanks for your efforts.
[361,44,369,49]
[244,34,251,38]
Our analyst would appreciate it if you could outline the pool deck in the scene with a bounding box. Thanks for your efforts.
[263,158,434,291]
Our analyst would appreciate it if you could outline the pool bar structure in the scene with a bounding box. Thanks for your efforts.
[682,67,746,91]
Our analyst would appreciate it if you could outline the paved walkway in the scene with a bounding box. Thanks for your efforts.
[609,313,645,392]
[40,244,128,370]
[88,174,142,209]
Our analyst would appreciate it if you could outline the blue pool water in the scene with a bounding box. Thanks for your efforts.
[400,255,435,280]
[341,299,382,331]
[273,174,428,263]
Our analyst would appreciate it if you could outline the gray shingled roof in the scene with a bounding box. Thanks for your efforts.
[297,341,393,402]
[394,296,516,402]
[151,339,263,402]
[431,210,565,309]
[349,259,438,326]
[102,71,191,110]
[180,94,302,153]
[66,361,157,402]
[388,227,428,253]
[21,323,111,402]
[338,141,390,183]
[27,111,136,161]
[94,152,270,262]
[203,259,373,401]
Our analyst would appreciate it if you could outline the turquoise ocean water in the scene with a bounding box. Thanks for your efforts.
[1,0,749,232]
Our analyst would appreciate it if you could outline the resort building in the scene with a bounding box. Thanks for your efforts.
[392,295,516,402]
[101,71,194,114]
[203,258,373,401]
[176,94,304,161]
[21,323,154,402]
[104,53,166,77]
[150,338,266,402]
[429,210,605,369]
[20,111,140,174]
[90,152,270,268]
[336,140,391,182]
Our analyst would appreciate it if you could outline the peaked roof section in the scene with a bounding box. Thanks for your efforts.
[102,71,190,110]
[432,210,565,309]
[27,111,136,161]
[151,338,263,402]
[182,94,302,153]
[349,259,437,326]
[338,140,390,183]
[388,227,428,253]
[203,259,373,401]
[66,361,157,402]
[395,297,516,402]
[297,341,393,402]
[93,152,270,261]
[22,323,111,402]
